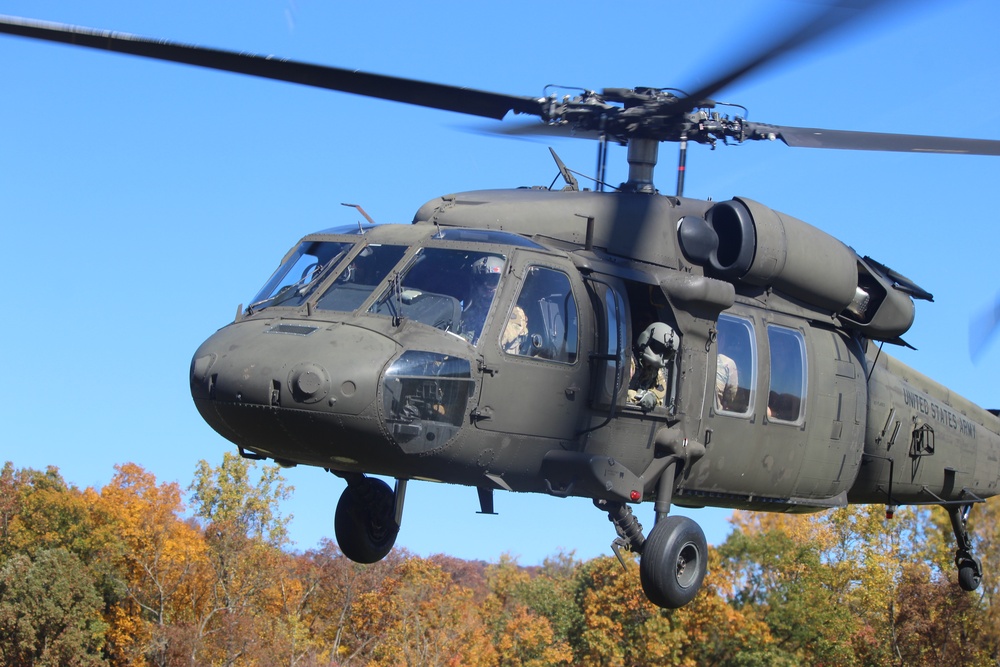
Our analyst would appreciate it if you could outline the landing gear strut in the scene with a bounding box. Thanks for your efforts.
[596,458,707,609]
[334,474,405,563]
[948,502,983,592]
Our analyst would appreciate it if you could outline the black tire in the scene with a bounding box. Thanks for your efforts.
[958,558,982,592]
[334,478,399,564]
[639,515,707,609]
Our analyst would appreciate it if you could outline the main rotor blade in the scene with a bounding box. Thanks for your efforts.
[970,296,1000,361]
[767,124,1000,155]
[0,15,545,121]
[482,117,1000,157]
[677,0,907,114]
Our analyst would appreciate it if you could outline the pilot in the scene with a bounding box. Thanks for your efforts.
[336,247,373,284]
[461,256,528,352]
[461,256,503,342]
[501,301,529,355]
[628,322,678,411]
[715,325,739,411]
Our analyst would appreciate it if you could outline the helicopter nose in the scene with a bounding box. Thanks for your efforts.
[190,319,400,466]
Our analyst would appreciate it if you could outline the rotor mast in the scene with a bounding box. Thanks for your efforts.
[621,138,660,194]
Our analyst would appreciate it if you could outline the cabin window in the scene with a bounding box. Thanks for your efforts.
[716,314,755,415]
[503,266,579,363]
[767,325,807,423]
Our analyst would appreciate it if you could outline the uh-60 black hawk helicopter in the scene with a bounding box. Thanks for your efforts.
[5,2,1000,610]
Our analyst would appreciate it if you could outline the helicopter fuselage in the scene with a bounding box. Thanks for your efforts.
[190,188,1000,517]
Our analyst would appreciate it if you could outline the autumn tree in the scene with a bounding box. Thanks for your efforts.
[98,462,208,666]
[892,562,992,666]
[184,452,293,665]
[481,555,572,667]
[362,556,495,667]
[291,540,403,664]
[0,464,132,665]
[0,465,110,564]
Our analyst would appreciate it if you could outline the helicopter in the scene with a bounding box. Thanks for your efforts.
[3,2,1000,609]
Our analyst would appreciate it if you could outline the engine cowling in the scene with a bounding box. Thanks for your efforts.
[678,197,918,340]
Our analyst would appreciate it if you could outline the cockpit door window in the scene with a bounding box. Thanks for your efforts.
[503,266,579,363]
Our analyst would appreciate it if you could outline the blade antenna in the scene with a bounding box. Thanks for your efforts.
[547,147,579,191]
[676,133,688,197]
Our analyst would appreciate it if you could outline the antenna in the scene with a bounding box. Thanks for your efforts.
[341,202,376,228]
[548,147,579,191]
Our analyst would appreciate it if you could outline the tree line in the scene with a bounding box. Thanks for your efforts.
[2,453,1000,666]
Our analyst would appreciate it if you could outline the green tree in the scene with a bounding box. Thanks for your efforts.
[510,551,583,650]
[189,451,292,547]
[719,511,860,666]
[0,548,108,667]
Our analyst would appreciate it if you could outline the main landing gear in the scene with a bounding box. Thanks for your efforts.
[948,502,983,592]
[597,459,708,609]
[334,474,406,563]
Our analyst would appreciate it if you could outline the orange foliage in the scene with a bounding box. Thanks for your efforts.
[4,458,1000,666]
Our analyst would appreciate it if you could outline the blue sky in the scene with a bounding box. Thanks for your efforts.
[1,0,998,564]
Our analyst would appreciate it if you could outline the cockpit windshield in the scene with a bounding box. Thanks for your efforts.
[368,248,507,345]
[247,241,353,313]
[314,244,408,313]
[246,234,511,345]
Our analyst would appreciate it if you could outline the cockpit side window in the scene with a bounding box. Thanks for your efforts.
[248,240,353,313]
[503,266,578,363]
[716,314,755,415]
[767,325,807,423]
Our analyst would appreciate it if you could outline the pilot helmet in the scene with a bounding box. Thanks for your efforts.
[637,322,679,369]
[471,255,504,290]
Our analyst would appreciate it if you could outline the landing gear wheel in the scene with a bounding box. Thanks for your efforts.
[958,556,983,592]
[639,515,707,609]
[948,503,984,593]
[335,477,399,564]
